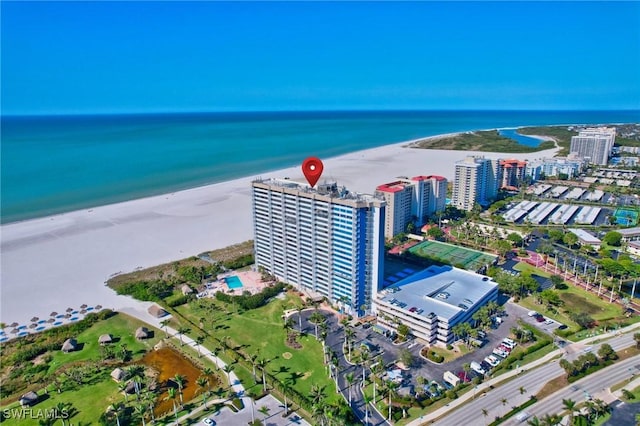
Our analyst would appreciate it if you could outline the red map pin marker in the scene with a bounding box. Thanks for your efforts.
[302,157,324,188]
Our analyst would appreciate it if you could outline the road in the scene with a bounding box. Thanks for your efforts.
[505,355,640,425]
[407,327,639,426]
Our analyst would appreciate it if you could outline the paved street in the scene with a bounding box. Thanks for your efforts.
[201,395,310,426]
[407,324,640,426]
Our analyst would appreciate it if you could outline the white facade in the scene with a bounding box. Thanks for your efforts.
[252,179,385,316]
[375,175,447,239]
[452,156,499,211]
[570,127,616,166]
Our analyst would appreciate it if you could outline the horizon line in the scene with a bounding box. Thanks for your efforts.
[3,108,640,118]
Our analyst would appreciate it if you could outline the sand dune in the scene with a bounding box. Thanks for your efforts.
[0,139,558,326]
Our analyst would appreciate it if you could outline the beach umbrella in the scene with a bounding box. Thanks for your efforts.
[9,322,18,328]
[80,309,87,314]
[50,311,58,317]
[66,307,73,313]
[47,318,55,323]
[29,323,37,329]
[95,305,103,310]
[31,317,39,323]
[65,313,72,319]
[80,304,88,309]
[11,328,19,334]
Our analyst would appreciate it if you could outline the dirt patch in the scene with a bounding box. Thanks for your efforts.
[285,332,302,349]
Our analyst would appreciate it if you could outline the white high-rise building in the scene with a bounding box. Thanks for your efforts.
[570,127,616,165]
[452,156,499,211]
[252,179,385,316]
[374,175,447,239]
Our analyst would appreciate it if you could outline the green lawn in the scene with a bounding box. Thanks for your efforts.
[513,262,552,278]
[47,313,163,375]
[173,291,340,404]
[1,372,122,425]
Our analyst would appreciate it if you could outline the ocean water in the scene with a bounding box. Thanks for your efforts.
[2,110,639,223]
[498,128,547,147]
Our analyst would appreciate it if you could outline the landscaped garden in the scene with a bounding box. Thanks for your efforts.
[0,311,222,425]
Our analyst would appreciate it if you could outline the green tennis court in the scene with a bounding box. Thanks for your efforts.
[614,208,639,226]
[409,240,497,271]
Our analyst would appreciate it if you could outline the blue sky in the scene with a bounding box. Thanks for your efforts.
[2,1,639,114]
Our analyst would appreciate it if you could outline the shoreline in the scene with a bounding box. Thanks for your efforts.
[0,131,560,327]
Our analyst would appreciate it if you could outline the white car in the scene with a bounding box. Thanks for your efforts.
[493,349,508,358]
[502,339,517,349]
[544,318,554,325]
[484,356,500,367]
[203,419,215,426]
[527,310,538,317]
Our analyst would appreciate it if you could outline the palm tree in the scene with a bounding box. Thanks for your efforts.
[282,378,292,416]
[118,381,129,402]
[562,398,577,425]
[345,372,355,405]
[463,363,471,382]
[258,405,271,422]
[222,364,234,389]
[500,397,508,417]
[173,374,186,406]
[160,319,170,337]
[309,310,325,340]
[257,358,269,392]
[519,386,526,396]
[108,402,123,426]
[527,416,541,426]
[196,375,209,408]
[177,326,190,346]
[386,380,399,421]
[55,403,68,426]
[134,404,147,426]
[249,353,259,383]
[296,305,304,331]
[360,348,370,383]
[344,327,355,360]
[165,387,179,422]
[364,393,373,424]
[481,408,489,426]
[195,335,205,357]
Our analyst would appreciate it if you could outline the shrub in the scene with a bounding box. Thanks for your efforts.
[166,294,190,307]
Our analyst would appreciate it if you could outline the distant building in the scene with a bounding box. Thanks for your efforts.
[375,175,447,239]
[498,159,527,190]
[452,156,499,211]
[19,391,39,407]
[61,338,78,353]
[148,305,169,318]
[570,127,616,165]
[374,265,498,345]
[526,156,585,181]
[617,227,640,242]
[252,178,385,316]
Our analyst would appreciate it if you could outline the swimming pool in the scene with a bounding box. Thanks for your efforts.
[224,276,244,289]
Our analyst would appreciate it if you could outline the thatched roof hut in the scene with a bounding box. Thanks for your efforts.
[61,338,78,353]
[98,334,112,345]
[148,305,168,318]
[181,284,194,295]
[19,391,39,407]
[135,327,150,340]
[110,367,126,382]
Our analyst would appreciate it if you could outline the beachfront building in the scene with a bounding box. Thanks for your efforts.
[374,265,498,345]
[570,127,616,165]
[525,156,585,181]
[251,179,385,316]
[375,175,447,239]
[452,156,499,211]
[498,159,527,190]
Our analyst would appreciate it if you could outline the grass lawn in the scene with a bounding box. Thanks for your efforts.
[47,313,163,375]
[513,262,552,278]
[173,291,340,404]
[427,343,470,364]
[1,372,122,425]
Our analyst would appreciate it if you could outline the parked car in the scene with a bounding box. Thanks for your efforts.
[535,315,545,323]
[480,360,492,371]
[498,345,512,353]
[544,318,554,325]
[457,371,472,383]
[471,361,486,375]
[493,349,508,358]
[485,356,500,367]
[528,311,538,317]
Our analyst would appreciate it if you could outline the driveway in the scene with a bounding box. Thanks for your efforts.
[202,395,310,426]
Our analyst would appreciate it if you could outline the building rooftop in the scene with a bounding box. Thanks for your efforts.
[569,229,601,244]
[378,265,497,321]
[376,181,410,193]
[412,175,446,182]
[617,227,640,236]
[253,178,383,206]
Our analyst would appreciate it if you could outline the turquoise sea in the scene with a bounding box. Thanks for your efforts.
[2,110,639,224]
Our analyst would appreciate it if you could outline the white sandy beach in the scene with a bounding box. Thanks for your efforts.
[0,138,559,327]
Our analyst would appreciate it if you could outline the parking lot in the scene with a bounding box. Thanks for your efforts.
[200,395,310,426]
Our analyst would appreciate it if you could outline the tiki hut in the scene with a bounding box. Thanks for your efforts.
[98,334,113,345]
[124,381,137,394]
[180,284,194,295]
[19,391,39,407]
[135,327,150,340]
[110,367,126,382]
[61,338,78,353]
[148,304,168,318]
